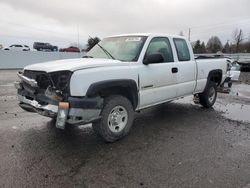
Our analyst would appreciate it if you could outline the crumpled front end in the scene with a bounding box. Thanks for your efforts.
[15,70,103,129]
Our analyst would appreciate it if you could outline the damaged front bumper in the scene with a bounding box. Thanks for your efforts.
[16,80,103,129]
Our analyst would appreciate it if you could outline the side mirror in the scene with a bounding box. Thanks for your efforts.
[143,53,164,65]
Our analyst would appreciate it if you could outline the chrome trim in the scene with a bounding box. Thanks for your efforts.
[141,85,154,89]
[18,95,58,113]
[17,72,38,87]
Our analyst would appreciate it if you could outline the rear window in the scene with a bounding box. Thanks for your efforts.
[173,38,190,61]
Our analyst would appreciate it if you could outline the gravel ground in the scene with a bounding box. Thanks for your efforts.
[239,72,250,85]
[0,70,250,188]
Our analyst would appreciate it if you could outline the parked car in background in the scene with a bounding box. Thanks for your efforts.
[239,62,250,72]
[33,42,58,52]
[229,62,241,81]
[4,44,30,51]
[59,46,80,53]
[219,59,241,89]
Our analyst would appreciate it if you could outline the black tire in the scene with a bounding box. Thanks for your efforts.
[198,81,217,108]
[92,95,134,142]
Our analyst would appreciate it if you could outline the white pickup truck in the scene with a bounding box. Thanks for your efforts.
[15,34,228,142]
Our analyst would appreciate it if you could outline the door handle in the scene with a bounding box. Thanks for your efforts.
[172,67,178,73]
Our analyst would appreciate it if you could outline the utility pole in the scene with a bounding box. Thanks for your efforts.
[188,28,191,41]
[236,29,242,53]
[77,24,80,49]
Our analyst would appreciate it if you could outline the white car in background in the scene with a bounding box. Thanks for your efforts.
[4,44,30,51]
[229,62,241,81]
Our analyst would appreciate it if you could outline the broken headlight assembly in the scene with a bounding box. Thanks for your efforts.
[44,71,72,102]
[50,71,72,93]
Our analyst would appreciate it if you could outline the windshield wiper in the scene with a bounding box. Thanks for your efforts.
[82,55,93,58]
[88,35,115,60]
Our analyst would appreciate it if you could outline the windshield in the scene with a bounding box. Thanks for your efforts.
[87,36,147,62]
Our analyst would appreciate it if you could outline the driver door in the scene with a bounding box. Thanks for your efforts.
[139,37,178,108]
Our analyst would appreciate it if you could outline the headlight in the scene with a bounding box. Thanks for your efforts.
[50,71,72,92]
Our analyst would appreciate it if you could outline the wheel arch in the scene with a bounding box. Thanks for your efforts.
[207,69,223,86]
[86,79,139,109]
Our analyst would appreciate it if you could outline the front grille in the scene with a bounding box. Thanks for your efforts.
[23,70,52,89]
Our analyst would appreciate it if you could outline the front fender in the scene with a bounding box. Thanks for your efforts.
[69,66,138,96]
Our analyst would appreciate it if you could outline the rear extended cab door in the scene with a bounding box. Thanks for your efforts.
[172,38,197,97]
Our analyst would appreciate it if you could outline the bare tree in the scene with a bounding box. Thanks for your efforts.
[222,40,230,53]
[248,34,250,52]
[233,29,243,53]
[206,36,223,53]
[86,37,101,51]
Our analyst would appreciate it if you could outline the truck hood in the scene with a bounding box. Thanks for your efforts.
[24,58,129,72]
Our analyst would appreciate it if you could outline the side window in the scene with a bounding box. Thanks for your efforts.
[145,37,174,63]
[174,38,190,61]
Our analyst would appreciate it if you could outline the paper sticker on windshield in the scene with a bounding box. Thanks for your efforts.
[125,37,141,42]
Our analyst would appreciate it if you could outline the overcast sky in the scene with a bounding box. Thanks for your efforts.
[0,0,249,48]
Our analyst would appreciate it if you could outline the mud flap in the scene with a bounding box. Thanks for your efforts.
[193,94,200,104]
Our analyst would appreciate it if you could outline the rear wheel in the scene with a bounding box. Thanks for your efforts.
[198,81,217,108]
[92,95,134,142]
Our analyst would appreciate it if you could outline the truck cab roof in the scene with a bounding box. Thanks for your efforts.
[107,33,187,40]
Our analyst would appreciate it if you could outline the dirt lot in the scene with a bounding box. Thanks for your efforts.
[240,72,250,85]
[0,70,250,188]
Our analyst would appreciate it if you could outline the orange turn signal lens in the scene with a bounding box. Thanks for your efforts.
[58,102,69,110]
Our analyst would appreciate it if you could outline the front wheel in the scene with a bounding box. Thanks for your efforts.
[92,95,134,142]
[198,81,217,108]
